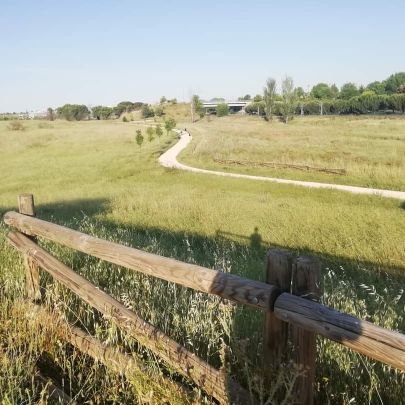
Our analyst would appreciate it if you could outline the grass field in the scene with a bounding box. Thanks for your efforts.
[0,117,404,403]
[179,115,405,191]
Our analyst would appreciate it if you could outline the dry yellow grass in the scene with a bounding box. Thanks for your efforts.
[179,114,405,191]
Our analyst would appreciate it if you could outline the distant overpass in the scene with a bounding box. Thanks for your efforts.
[202,100,249,112]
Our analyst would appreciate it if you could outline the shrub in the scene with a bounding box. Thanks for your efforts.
[122,116,128,122]
[216,103,229,117]
[7,121,25,131]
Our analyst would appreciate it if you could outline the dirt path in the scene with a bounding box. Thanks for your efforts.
[159,131,405,201]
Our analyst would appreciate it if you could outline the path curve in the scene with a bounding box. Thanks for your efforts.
[159,131,405,201]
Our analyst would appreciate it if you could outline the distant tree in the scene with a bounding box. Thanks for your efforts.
[238,94,251,101]
[280,76,296,124]
[330,84,339,98]
[263,78,277,121]
[57,104,90,121]
[295,87,305,99]
[47,107,54,121]
[216,103,229,117]
[210,97,225,102]
[141,104,154,119]
[384,72,405,94]
[253,94,263,102]
[155,124,163,141]
[169,98,177,104]
[160,96,167,104]
[146,126,155,142]
[359,90,380,112]
[191,94,203,122]
[245,101,265,116]
[92,106,114,120]
[114,101,136,116]
[311,83,334,99]
[366,81,386,95]
[339,83,359,99]
[135,129,144,149]
[164,117,176,135]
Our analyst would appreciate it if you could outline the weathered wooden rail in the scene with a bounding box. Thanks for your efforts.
[3,194,405,404]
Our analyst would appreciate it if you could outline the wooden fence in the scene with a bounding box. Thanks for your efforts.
[3,194,405,404]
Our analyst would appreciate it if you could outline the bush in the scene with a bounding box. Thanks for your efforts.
[141,105,154,119]
[122,116,128,122]
[7,121,25,131]
[216,103,229,117]
[245,101,265,116]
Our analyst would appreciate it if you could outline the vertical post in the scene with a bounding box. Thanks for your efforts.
[291,256,321,405]
[264,249,293,377]
[18,194,41,301]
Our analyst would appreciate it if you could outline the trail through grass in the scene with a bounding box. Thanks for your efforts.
[0,118,404,403]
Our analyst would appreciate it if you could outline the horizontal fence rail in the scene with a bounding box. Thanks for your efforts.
[7,230,251,404]
[4,211,280,311]
[4,210,405,372]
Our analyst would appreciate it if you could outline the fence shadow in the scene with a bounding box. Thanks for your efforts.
[1,197,404,403]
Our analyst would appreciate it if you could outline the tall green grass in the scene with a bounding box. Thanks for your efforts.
[0,118,404,403]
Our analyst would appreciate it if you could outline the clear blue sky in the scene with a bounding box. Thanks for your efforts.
[1,0,404,112]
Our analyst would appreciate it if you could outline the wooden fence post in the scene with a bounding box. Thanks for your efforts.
[264,249,293,376]
[291,256,321,405]
[18,194,41,301]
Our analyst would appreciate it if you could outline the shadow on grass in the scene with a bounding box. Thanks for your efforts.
[1,197,404,403]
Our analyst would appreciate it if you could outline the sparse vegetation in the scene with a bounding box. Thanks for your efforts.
[7,121,25,131]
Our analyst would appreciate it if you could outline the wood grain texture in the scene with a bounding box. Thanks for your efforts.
[291,256,321,405]
[18,194,35,216]
[4,211,280,311]
[275,293,405,371]
[264,249,293,370]
[8,231,252,404]
[18,195,41,301]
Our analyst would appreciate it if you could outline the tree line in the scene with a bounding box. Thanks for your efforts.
[244,72,405,122]
[54,98,178,121]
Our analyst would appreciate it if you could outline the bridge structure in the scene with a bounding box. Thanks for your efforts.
[202,100,249,113]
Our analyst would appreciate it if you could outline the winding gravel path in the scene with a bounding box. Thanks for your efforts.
[159,131,405,201]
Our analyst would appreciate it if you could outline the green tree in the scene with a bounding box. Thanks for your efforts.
[141,104,154,119]
[191,95,203,122]
[366,81,385,95]
[216,103,229,117]
[339,83,359,99]
[135,129,144,149]
[253,94,263,102]
[383,72,405,94]
[146,126,154,142]
[164,117,176,135]
[92,106,114,120]
[56,104,90,121]
[311,83,334,99]
[155,124,163,141]
[114,101,136,116]
[263,78,277,121]
[280,76,296,124]
[47,107,54,121]
[160,96,167,104]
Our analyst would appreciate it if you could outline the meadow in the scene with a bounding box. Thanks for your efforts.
[179,114,405,191]
[0,115,404,404]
